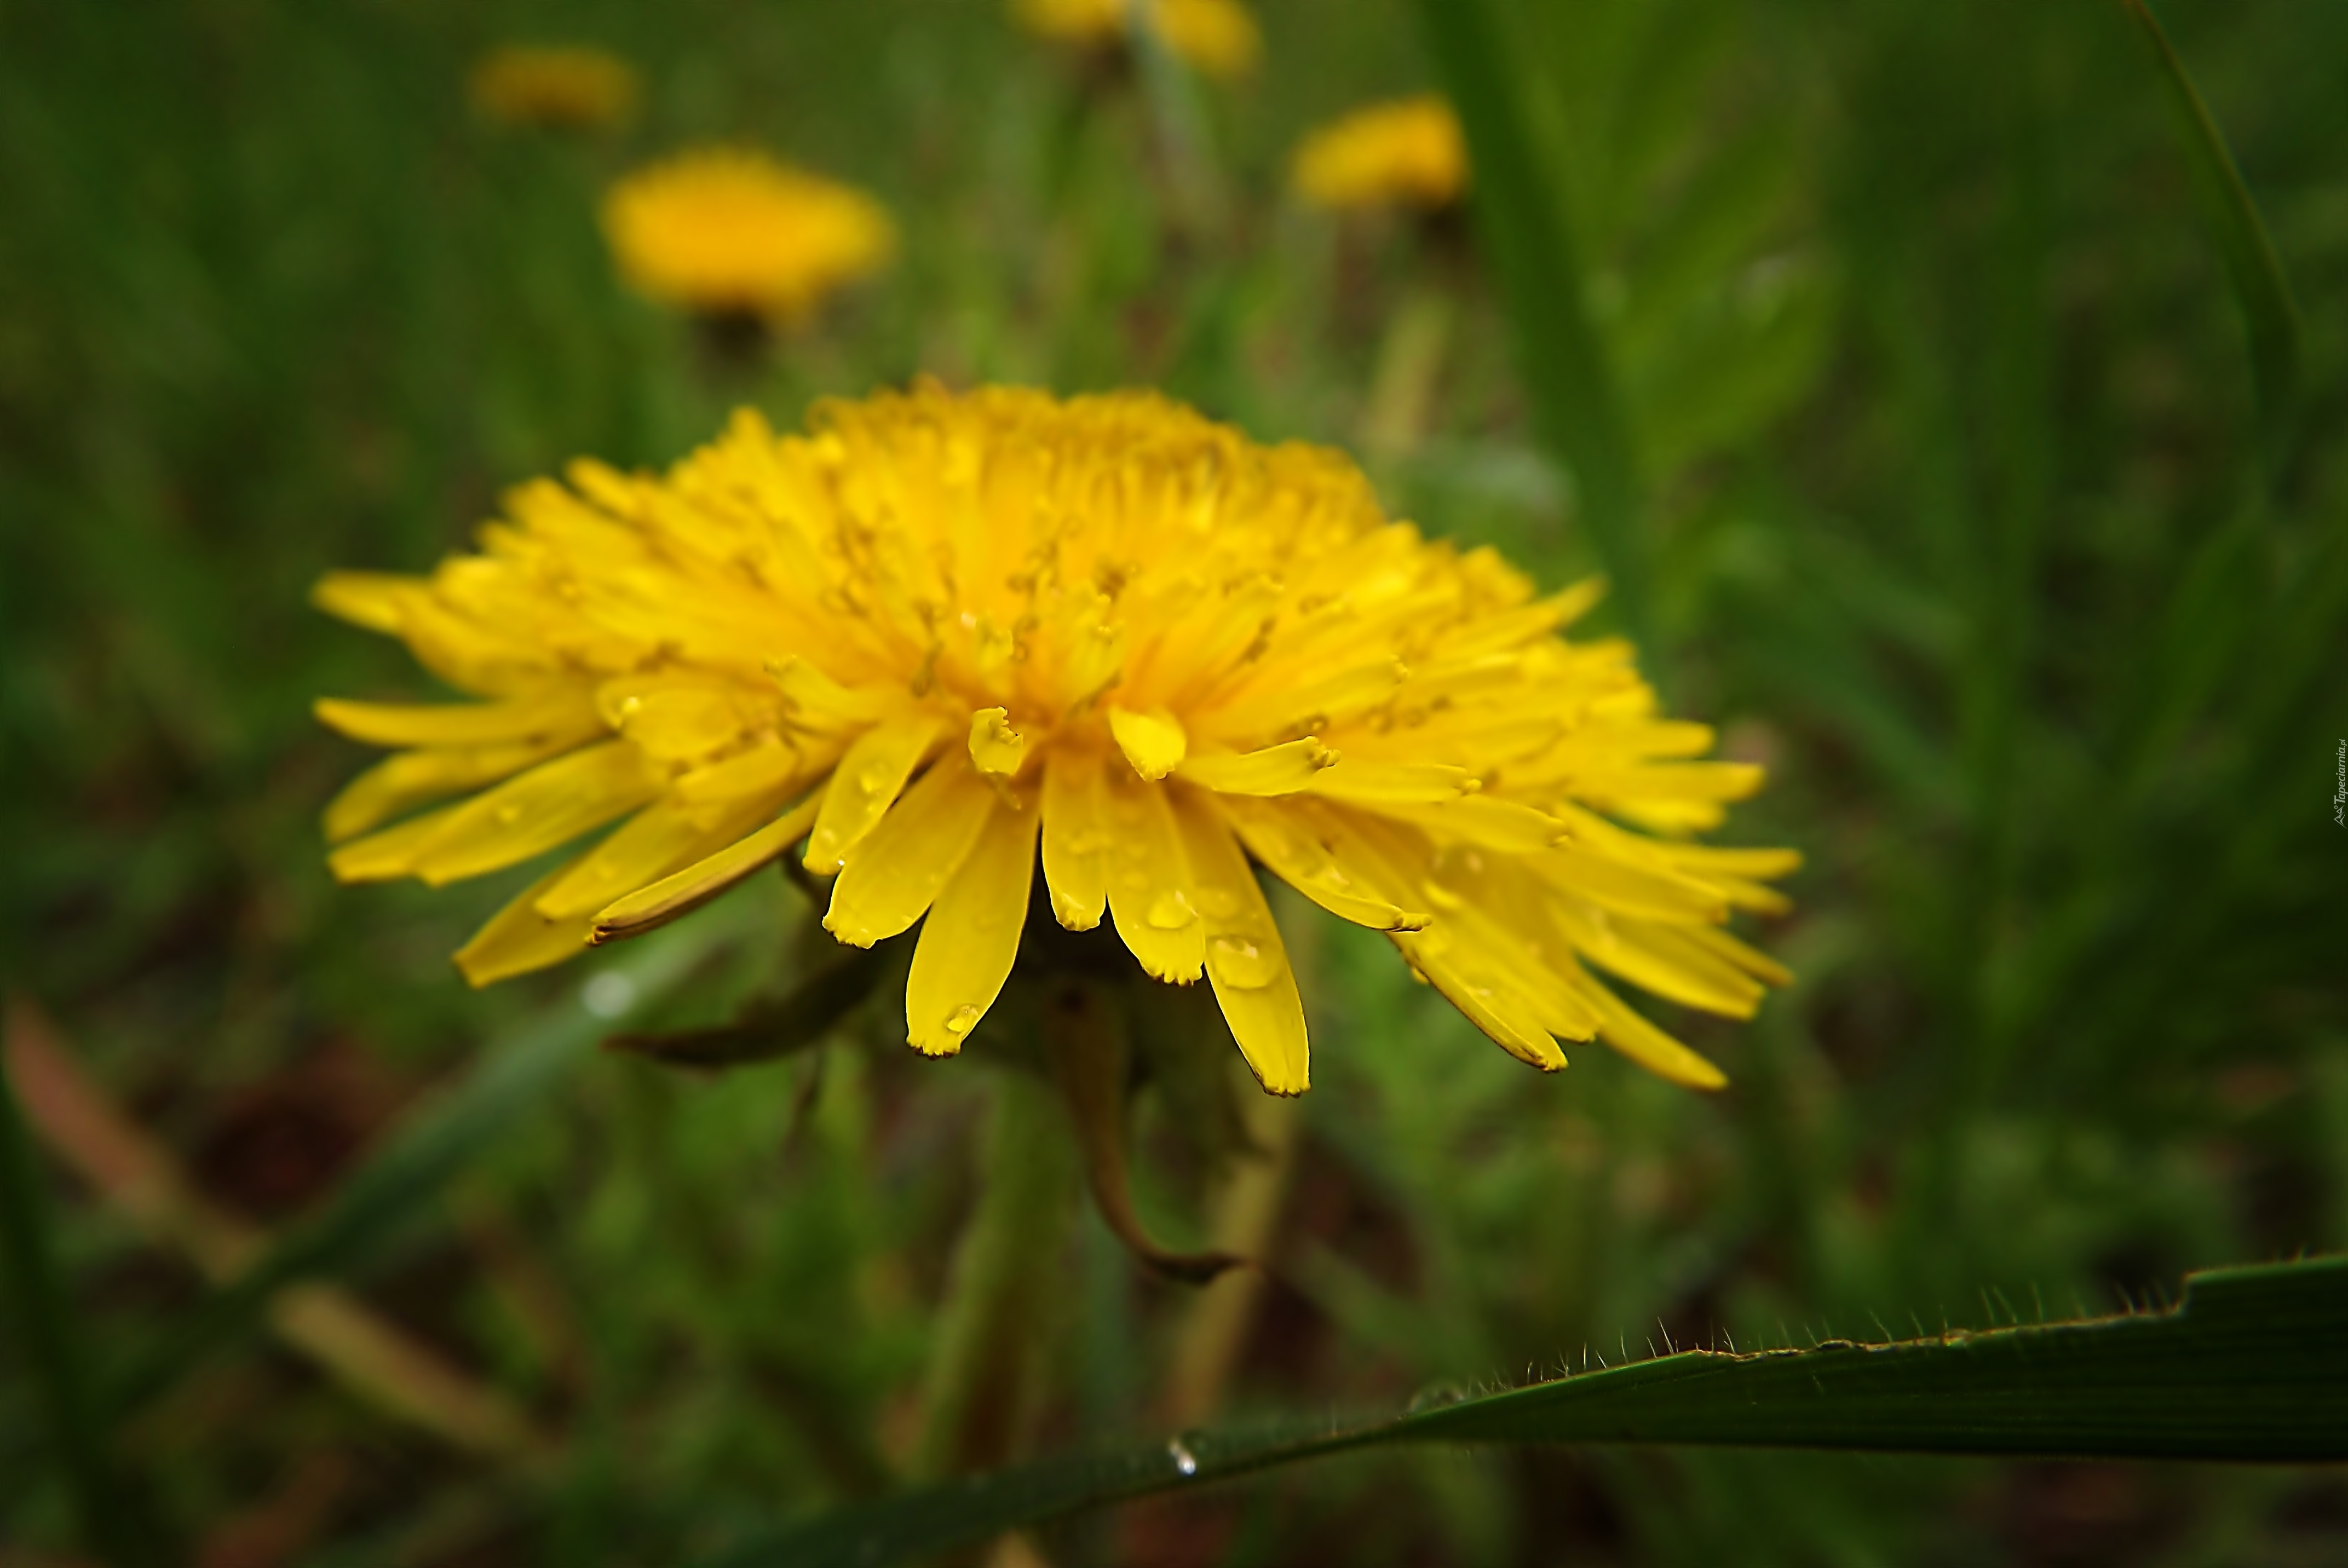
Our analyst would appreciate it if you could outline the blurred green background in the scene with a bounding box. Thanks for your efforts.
[5,0,2347,1563]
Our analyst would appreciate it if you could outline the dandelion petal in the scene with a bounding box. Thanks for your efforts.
[905,799,1040,1056]
[825,759,995,948]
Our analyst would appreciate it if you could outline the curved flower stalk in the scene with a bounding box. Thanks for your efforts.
[315,385,1793,1095]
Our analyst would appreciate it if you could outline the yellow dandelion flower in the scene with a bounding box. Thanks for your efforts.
[315,385,1793,1096]
[600,148,896,322]
[469,46,639,131]
[1012,0,1262,81]
[1292,95,1469,213]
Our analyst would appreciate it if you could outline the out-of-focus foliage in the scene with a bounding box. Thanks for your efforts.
[2,0,2345,1564]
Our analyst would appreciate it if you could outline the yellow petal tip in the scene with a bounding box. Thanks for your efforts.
[1108,704,1186,781]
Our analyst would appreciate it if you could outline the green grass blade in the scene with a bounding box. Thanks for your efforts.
[2123,0,2303,437]
[1406,1256,2342,1455]
[102,935,711,1417]
[701,1256,2348,1568]
[0,1035,152,1565]
[1410,0,1648,642]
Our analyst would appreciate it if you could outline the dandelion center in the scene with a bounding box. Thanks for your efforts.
[317,384,1793,1094]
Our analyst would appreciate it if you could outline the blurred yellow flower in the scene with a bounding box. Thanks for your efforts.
[1292,95,1469,212]
[315,385,1791,1095]
[600,148,895,322]
[1013,0,1262,80]
[468,46,638,131]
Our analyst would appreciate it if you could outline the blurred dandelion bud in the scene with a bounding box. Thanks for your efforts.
[1291,95,1469,214]
[598,147,895,346]
[468,45,639,132]
[314,385,1792,1098]
[1013,0,1262,83]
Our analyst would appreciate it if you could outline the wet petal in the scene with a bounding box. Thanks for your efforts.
[1171,791,1308,1095]
[673,739,815,810]
[1040,747,1112,931]
[905,794,1040,1055]
[323,736,576,844]
[802,711,943,873]
[1103,771,1204,983]
[410,742,665,887]
[327,802,466,884]
[595,682,756,763]
[1215,796,1427,932]
[1395,926,1567,1071]
[824,758,996,947]
[1316,807,1569,1070]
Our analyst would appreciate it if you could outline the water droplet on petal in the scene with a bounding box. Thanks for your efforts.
[1196,885,1241,919]
[1208,933,1277,989]
[944,1004,981,1036]
[1146,889,1198,930]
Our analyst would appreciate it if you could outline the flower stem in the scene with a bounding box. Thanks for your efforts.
[915,1069,1079,1480]
[1155,1073,1299,1430]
